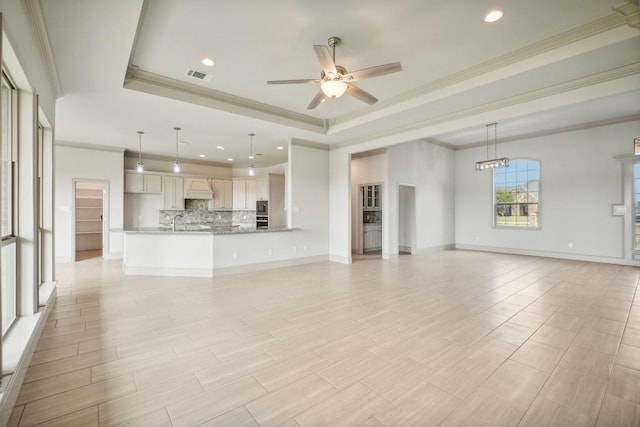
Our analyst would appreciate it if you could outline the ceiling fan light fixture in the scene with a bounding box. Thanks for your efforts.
[321,80,348,98]
[248,165,255,176]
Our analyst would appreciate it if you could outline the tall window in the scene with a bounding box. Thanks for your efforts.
[1,72,17,334]
[633,163,640,249]
[494,159,540,228]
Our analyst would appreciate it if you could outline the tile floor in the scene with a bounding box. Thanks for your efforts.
[8,250,640,426]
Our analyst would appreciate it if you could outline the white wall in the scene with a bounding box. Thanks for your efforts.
[386,140,456,257]
[289,142,330,258]
[55,144,125,261]
[350,153,386,252]
[455,120,640,263]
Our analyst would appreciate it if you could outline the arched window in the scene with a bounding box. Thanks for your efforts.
[494,159,540,228]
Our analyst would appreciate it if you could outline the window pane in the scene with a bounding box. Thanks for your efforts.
[1,76,13,238]
[2,242,16,334]
[493,160,540,228]
[634,163,640,249]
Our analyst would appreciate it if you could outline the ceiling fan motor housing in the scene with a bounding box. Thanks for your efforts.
[321,65,348,81]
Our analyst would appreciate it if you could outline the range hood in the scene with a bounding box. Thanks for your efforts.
[184,178,214,200]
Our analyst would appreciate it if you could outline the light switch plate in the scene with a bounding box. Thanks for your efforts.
[612,204,626,216]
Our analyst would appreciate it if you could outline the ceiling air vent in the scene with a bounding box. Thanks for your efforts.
[185,69,213,82]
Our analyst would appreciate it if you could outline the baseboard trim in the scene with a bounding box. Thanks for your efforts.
[329,254,351,265]
[124,266,214,277]
[417,244,455,255]
[455,244,638,266]
[0,281,57,426]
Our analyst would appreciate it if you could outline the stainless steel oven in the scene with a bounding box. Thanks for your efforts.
[256,201,268,229]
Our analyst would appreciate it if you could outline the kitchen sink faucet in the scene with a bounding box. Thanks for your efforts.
[171,214,184,231]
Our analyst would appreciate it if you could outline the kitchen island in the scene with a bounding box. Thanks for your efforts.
[123,226,309,277]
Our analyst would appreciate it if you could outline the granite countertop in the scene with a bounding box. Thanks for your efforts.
[124,225,294,235]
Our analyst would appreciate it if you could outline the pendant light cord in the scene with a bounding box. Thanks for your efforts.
[174,127,181,161]
[137,131,143,162]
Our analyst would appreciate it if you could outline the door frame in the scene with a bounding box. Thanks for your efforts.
[359,182,383,255]
[71,179,109,261]
[397,183,416,255]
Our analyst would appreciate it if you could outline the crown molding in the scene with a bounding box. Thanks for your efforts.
[21,0,64,97]
[124,66,327,134]
[291,138,330,151]
[56,140,126,153]
[332,62,640,150]
[455,113,640,150]
[612,0,640,29]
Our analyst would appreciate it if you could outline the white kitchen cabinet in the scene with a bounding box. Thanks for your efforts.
[362,185,381,209]
[256,175,268,201]
[233,179,257,210]
[212,180,233,210]
[363,224,382,252]
[162,176,184,210]
[125,173,162,193]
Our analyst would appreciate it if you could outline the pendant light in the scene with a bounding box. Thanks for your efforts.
[136,131,144,173]
[475,122,509,171]
[173,127,181,173]
[248,133,255,176]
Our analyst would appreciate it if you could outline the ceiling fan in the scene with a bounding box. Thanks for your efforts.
[267,36,402,110]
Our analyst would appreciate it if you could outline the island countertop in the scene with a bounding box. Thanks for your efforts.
[124,226,295,235]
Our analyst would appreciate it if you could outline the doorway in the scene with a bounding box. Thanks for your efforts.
[359,183,383,259]
[74,181,106,261]
[398,184,416,255]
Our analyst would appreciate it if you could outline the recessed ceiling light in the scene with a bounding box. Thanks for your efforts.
[199,154,206,158]
[227,158,233,162]
[484,9,503,22]
[276,146,284,150]
[179,140,188,145]
[216,145,224,150]
[201,57,215,67]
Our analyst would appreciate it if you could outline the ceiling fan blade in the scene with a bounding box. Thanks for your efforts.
[267,79,320,85]
[346,84,378,105]
[313,45,338,77]
[307,90,327,110]
[343,62,402,82]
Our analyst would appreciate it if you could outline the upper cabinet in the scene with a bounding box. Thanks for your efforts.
[362,184,381,209]
[212,180,233,210]
[162,176,184,210]
[125,173,162,193]
[233,179,257,210]
[255,175,268,201]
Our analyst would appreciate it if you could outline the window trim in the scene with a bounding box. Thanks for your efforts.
[492,158,542,230]
[632,161,640,252]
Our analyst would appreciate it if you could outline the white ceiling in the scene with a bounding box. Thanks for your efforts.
[37,0,640,167]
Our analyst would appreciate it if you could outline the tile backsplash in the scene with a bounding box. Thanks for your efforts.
[159,199,255,227]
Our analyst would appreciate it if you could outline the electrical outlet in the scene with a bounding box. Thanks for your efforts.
[303,245,308,252]
[268,248,273,255]
[233,252,238,259]
[568,242,573,248]
[292,246,297,253]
